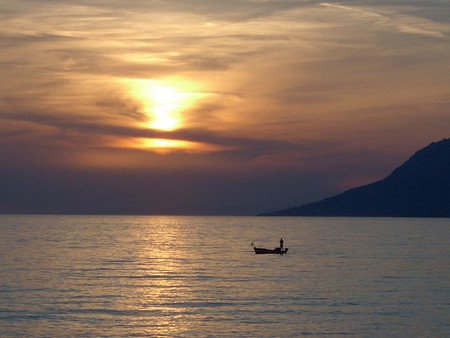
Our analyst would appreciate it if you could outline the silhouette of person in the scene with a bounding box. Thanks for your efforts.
[280,238,284,250]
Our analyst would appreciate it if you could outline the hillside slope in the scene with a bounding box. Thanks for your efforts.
[260,138,450,217]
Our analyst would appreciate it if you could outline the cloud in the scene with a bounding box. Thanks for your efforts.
[1,0,449,214]
[0,108,299,157]
[320,2,448,38]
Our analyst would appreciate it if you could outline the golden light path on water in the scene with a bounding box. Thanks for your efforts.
[1,215,449,336]
[132,217,204,336]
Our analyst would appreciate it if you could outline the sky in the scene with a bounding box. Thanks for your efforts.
[1,0,449,215]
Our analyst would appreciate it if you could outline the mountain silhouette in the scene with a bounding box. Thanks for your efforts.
[260,138,450,217]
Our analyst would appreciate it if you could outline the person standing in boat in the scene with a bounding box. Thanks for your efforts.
[279,238,284,250]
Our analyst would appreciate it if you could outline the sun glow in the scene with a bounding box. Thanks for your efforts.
[120,78,218,152]
[123,78,206,131]
[143,138,191,149]
[145,84,184,130]
[139,138,229,154]
[115,137,230,154]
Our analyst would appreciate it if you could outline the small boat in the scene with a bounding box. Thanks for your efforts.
[254,247,288,254]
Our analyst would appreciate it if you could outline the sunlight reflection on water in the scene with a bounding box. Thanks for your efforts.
[0,215,449,337]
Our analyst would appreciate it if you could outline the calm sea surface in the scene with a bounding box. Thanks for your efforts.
[0,215,448,337]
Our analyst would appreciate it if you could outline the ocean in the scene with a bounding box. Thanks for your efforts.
[0,215,448,337]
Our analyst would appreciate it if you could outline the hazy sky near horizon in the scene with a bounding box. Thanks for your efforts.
[1,0,449,214]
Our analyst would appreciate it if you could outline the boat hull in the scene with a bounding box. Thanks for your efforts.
[254,247,288,254]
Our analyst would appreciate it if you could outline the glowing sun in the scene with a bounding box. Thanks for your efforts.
[124,78,202,131]
[120,78,216,152]
[142,83,185,130]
